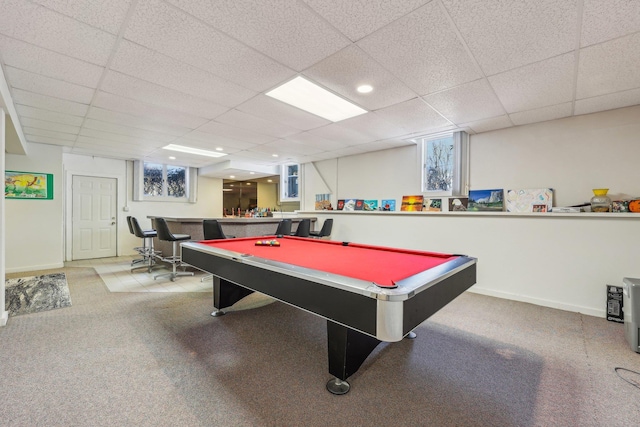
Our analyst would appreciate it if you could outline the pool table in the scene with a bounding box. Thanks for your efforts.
[181,236,477,394]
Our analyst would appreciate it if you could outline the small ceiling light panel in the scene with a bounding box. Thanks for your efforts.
[266,76,367,122]
[357,84,373,93]
[162,144,228,158]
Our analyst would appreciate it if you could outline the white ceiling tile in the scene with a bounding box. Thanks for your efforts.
[489,53,576,113]
[196,121,276,145]
[20,116,80,134]
[167,0,351,71]
[0,0,116,65]
[253,139,324,156]
[581,0,640,47]
[86,107,191,136]
[303,0,430,41]
[373,98,453,135]
[575,88,640,116]
[358,2,481,95]
[83,119,176,143]
[32,0,133,34]
[101,71,229,119]
[0,35,104,88]
[214,109,301,139]
[124,0,294,92]
[24,134,75,146]
[178,130,258,150]
[110,40,257,107]
[337,112,407,140]
[76,134,159,151]
[442,0,577,76]
[303,45,417,111]
[577,32,640,99]
[509,103,573,126]
[5,66,95,104]
[236,95,330,131]
[16,104,84,126]
[80,123,175,145]
[307,122,373,146]
[11,89,89,116]
[460,115,513,134]
[22,126,77,141]
[423,79,505,124]
[92,91,209,129]
[282,132,348,152]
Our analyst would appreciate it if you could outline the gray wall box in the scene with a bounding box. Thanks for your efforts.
[622,278,640,353]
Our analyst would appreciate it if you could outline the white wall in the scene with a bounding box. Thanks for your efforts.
[471,105,640,205]
[5,143,64,272]
[63,154,223,259]
[300,105,640,318]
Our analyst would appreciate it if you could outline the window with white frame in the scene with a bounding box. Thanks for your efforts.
[421,131,469,196]
[133,161,197,202]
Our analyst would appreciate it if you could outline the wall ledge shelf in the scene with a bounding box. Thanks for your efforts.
[298,210,640,219]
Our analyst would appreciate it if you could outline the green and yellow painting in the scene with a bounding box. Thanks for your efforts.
[5,171,53,199]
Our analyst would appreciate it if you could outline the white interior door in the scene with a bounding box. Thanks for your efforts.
[72,175,117,260]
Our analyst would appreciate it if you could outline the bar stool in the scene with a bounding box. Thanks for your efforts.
[126,216,146,267]
[291,218,311,237]
[129,216,159,273]
[200,219,234,282]
[152,217,194,282]
[309,218,333,239]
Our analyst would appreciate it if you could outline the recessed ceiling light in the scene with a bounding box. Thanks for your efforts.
[230,175,235,179]
[246,182,251,185]
[357,84,373,93]
[250,172,255,175]
[168,156,176,160]
[216,147,223,151]
[162,144,228,158]
[266,76,367,122]
[272,154,279,157]
[267,179,273,183]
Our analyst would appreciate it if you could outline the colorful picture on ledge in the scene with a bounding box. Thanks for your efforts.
[381,199,396,211]
[364,200,378,211]
[468,189,504,211]
[449,197,469,211]
[423,198,442,212]
[5,170,53,200]
[505,188,553,213]
[401,195,424,211]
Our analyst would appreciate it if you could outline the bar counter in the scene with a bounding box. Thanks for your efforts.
[148,216,316,257]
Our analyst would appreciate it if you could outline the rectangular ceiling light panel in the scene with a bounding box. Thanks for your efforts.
[266,76,367,122]
[163,144,228,158]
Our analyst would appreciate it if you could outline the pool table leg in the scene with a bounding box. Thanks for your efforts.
[326,321,381,395]
[211,277,254,317]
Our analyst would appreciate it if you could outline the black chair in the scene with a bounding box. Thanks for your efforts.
[265,219,291,236]
[201,220,235,282]
[291,218,311,238]
[126,216,146,268]
[129,216,159,273]
[309,218,333,239]
[152,217,194,281]
[203,219,234,240]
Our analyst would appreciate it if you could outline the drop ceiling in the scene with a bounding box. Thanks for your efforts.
[1,0,639,180]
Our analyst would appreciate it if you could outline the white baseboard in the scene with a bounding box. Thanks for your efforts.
[0,310,8,326]
[468,287,604,318]
[5,262,65,274]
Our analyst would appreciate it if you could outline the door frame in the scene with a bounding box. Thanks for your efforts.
[64,170,123,261]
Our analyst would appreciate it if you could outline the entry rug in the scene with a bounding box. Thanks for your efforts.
[5,273,72,317]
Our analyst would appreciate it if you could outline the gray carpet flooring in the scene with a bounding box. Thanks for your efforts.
[1,266,639,426]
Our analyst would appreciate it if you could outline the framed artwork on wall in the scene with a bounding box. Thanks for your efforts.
[5,170,53,200]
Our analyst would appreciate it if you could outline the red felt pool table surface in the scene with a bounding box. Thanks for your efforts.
[196,236,457,288]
